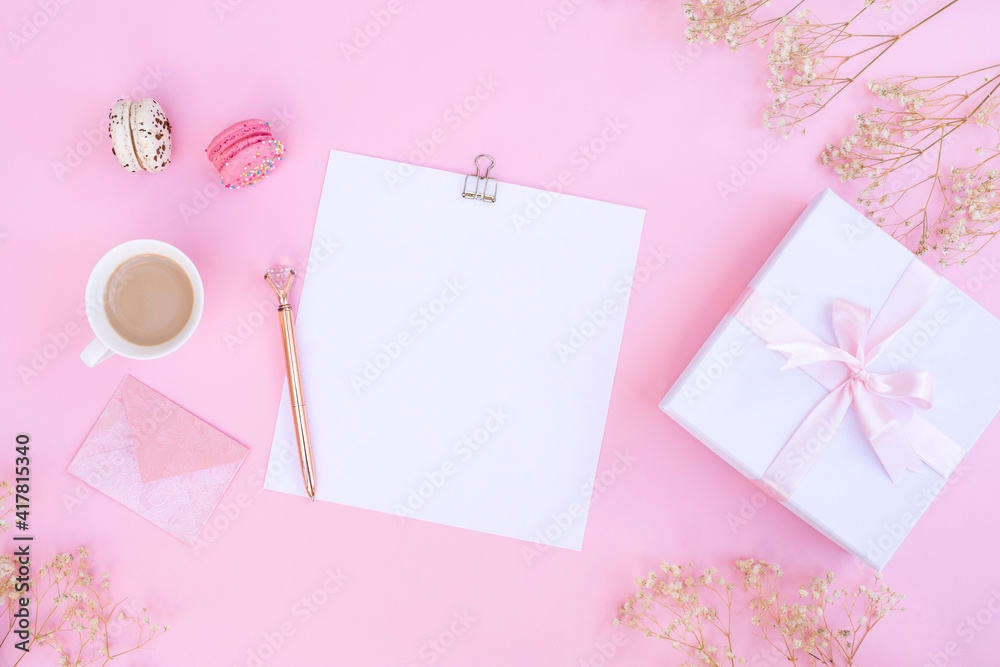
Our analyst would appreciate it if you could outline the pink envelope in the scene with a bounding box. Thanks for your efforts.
[69,375,248,546]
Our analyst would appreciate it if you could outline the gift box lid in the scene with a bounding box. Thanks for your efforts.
[661,189,1000,569]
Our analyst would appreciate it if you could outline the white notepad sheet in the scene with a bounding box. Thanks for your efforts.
[266,149,645,549]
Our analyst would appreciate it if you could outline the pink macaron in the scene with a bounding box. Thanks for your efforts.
[205,119,285,190]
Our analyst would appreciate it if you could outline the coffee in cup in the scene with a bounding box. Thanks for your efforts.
[81,240,204,367]
[104,254,195,346]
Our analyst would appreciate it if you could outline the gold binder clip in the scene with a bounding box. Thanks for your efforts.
[462,154,498,203]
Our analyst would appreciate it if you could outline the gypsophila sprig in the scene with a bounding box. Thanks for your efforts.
[683,1,963,137]
[681,0,996,264]
[0,481,167,666]
[683,0,805,51]
[766,1,961,137]
[822,66,1000,264]
[615,564,738,665]
[616,559,904,666]
[940,156,1000,263]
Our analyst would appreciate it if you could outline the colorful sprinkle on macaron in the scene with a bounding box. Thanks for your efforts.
[205,119,285,190]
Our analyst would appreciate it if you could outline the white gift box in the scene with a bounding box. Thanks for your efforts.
[660,189,1000,569]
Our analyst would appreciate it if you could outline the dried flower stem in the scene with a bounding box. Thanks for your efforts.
[617,559,905,667]
[617,565,738,665]
[683,1,963,136]
[684,1,1000,263]
[683,0,807,51]
[0,481,166,666]
[766,0,961,137]
[823,65,1000,264]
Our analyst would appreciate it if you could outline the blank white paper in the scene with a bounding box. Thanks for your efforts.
[266,150,645,549]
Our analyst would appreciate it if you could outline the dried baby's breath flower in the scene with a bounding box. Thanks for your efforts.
[616,560,904,667]
[684,1,961,137]
[823,65,1000,265]
[685,1,999,263]
[682,0,801,51]
[938,160,1000,264]
[0,481,167,665]
[765,1,959,137]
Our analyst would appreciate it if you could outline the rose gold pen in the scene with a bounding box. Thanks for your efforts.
[265,266,316,500]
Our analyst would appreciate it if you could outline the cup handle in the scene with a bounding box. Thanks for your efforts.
[80,338,115,367]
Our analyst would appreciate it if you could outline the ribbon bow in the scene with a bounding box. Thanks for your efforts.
[766,299,928,488]
[733,261,965,499]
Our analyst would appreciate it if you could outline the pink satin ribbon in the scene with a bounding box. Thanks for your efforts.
[733,260,965,499]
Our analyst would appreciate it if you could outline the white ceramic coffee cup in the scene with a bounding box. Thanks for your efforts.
[81,239,204,367]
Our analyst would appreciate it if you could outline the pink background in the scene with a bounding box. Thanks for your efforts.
[3,1,999,665]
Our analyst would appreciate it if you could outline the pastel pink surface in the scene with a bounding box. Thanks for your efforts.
[68,375,248,545]
[3,1,1000,666]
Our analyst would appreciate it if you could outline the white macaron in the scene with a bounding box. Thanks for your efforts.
[108,98,172,172]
